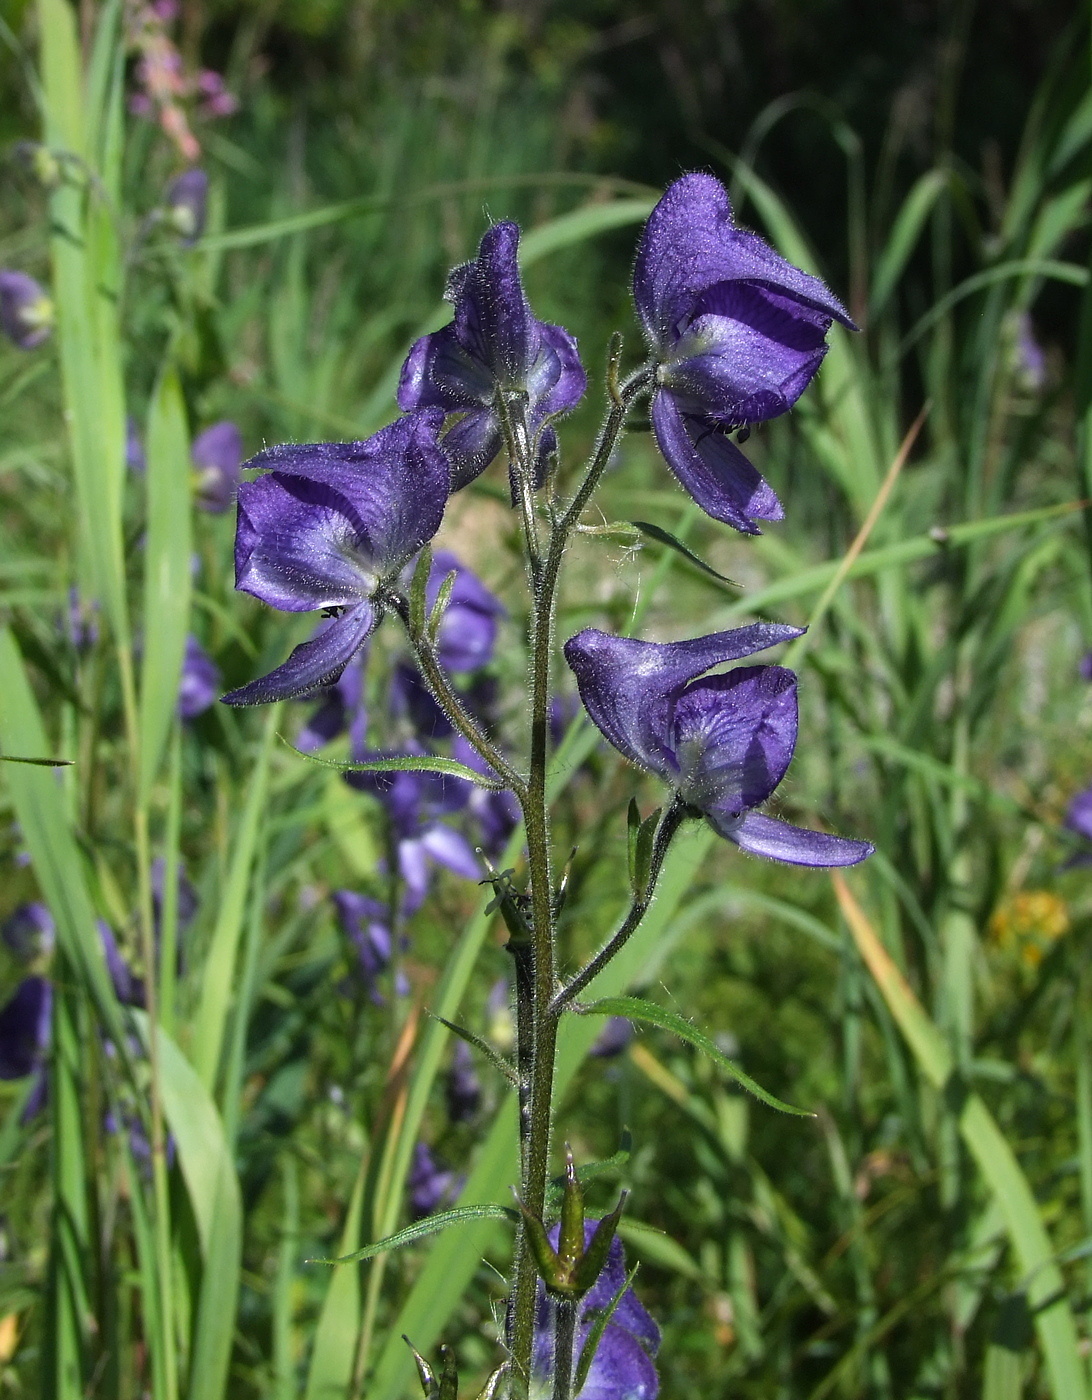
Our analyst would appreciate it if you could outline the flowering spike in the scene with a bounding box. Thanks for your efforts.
[558,1148,585,1270]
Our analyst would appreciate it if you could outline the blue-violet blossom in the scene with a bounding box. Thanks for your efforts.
[192,420,243,512]
[222,410,450,706]
[164,168,208,244]
[0,269,54,350]
[633,174,855,533]
[533,1222,659,1400]
[564,623,873,867]
[397,222,586,489]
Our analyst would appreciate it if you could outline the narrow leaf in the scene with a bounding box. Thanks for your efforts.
[310,1205,517,1266]
[427,570,458,647]
[575,996,812,1117]
[0,752,73,766]
[283,740,507,791]
[574,1263,639,1395]
[409,546,433,639]
[633,809,661,902]
[429,1014,519,1088]
[630,519,740,586]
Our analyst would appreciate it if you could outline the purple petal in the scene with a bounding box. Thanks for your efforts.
[398,325,495,413]
[721,811,874,867]
[455,222,539,388]
[236,412,449,611]
[577,1322,660,1400]
[672,665,797,815]
[98,923,144,1007]
[389,662,452,739]
[192,420,243,513]
[0,977,52,1080]
[0,269,53,349]
[165,168,208,244]
[633,173,854,348]
[650,392,782,534]
[419,824,480,881]
[429,550,504,672]
[2,902,55,960]
[563,624,803,775]
[440,408,503,489]
[1065,787,1092,843]
[222,603,376,706]
[178,635,221,718]
[533,321,588,420]
[590,1016,634,1058]
[446,1040,482,1123]
[662,282,831,424]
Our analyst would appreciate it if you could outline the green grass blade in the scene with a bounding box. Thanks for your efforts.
[834,875,1086,1400]
[139,362,193,802]
[191,707,277,1091]
[304,1161,367,1400]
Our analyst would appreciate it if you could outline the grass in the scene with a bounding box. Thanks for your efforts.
[0,2,1091,1398]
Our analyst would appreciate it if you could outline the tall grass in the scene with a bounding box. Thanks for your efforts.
[0,3,1090,1398]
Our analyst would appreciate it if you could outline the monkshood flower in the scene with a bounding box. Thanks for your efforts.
[0,270,54,350]
[100,922,145,1007]
[1063,786,1092,868]
[164,168,208,244]
[397,222,586,489]
[297,650,368,755]
[633,174,855,533]
[564,624,873,867]
[0,976,51,1081]
[222,410,450,707]
[332,890,402,999]
[350,760,480,912]
[408,1141,463,1219]
[178,635,220,718]
[533,1223,659,1400]
[192,420,243,512]
[2,902,56,960]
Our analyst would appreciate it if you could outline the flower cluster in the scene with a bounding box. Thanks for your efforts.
[125,1,237,162]
[219,172,873,1397]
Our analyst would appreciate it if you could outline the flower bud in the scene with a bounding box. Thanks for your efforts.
[164,168,208,244]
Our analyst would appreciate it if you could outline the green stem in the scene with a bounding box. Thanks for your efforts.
[508,357,653,1396]
[551,1300,578,1400]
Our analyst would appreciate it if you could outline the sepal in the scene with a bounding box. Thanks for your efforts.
[573,1192,627,1294]
[558,1148,585,1271]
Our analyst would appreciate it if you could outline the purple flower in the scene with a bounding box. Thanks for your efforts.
[192,421,243,512]
[333,890,393,997]
[0,977,51,1080]
[178,635,220,718]
[452,736,520,856]
[151,858,198,935]
[99,922,145,1007]
[426,550,505,672]
[1066,788,1092,842]
[0,270,54,349]
[2,902,55,960]
[408,1142,462,1218]
[297,649,368,754]
[1080,653,1092,683]
[397,222,586,490]
[389,661,452,741]
[353,761,480,912]
[64,586,100,652]
[633,174,855,533]
[164,168,208,244]
[445,1039,482,1123]
[564,624,873,867]
[222,410,450,706]
[533,1222,659,1400]
[126,418,146,473]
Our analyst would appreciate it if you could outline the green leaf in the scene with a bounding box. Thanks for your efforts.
[304,1159,366,1400]
[139,360,192,801]
[311,1206,517,1266]
[132,1013,242,1400]
[575,997,813,1117]
[429,1015,519,1088]
[630,519,740,586]
[574,1263,639,1395]
[427,569,458,647]
[0,752,73,766]
[284,741,507,791]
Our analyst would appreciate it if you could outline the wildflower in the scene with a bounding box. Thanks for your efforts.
[1063,785,1092,868]
[126,418,146,473]
[0,270,54,350]
[178,635,220,719]
[397,222,586,489]
[2,902,55,961]
[222,410,450,706]
[99,923,145,1007]
[350,761,479,912]
[297,650,368,755]
[564,624,873,867]
[408,1142,462,1218]
[0,977,51,1081]
[332,890,396,998]
[590,1016,633,1059]
[988,890,1069,967]
[192,420,243,512]
[426,550,505,673]
[633,174,855,533]
[532,1223,659,1400]
[164,168,208,244]
[445,1040,482,1123]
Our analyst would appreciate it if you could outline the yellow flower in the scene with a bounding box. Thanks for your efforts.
[988,891,1070,967]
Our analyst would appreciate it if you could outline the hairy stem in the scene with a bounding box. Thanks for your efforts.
[551,799,689,1013]
[551,1300,578,1400]
[508,357,654,1396]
